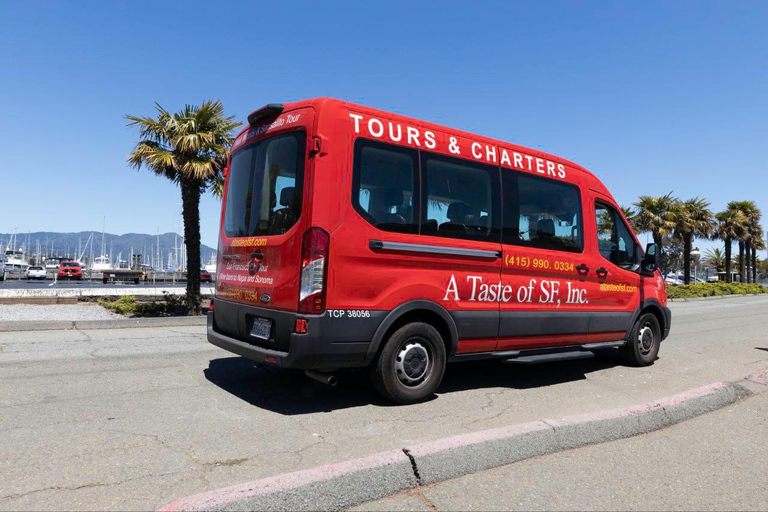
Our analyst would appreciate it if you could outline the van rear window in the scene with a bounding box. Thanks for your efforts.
[224,132,306,237]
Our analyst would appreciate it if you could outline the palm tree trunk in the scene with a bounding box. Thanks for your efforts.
[653,232,664,275]
[738,241,745,283]
[181,177,202,315]
[724,238,732,283]
[683,233,692,285]
[752,246,758,283]
[745,239,752,283]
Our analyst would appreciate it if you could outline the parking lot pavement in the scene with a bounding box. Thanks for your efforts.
[356,389,768,511]
[1,296,767,510]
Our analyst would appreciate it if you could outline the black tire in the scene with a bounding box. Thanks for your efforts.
[619,313,661,366]
[368,322,447,404]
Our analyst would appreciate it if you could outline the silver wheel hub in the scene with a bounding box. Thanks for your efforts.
[395,342,430,385]
[638,325,654,355]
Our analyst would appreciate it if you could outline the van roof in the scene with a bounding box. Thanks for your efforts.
[237,98,612,196]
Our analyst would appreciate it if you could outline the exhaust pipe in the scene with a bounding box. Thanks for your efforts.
[305,370,338,387]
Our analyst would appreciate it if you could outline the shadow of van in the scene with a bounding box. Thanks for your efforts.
[204,352,621,416]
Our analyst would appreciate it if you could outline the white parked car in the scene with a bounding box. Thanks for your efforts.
[25,266,47,280]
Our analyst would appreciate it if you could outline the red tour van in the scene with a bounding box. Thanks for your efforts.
[208,98,670,404]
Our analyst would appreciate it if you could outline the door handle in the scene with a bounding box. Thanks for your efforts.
[596,267,608,279]
[576,264,590,276]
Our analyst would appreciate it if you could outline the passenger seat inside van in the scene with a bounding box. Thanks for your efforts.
[383,187,406,224]
[270,187,297,234]
[535,218,556,239]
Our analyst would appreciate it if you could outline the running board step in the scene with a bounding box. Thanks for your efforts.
[503,351,595,364]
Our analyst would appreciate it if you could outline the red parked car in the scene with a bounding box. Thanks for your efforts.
[207,98,670,404]
[58,261,82,280]
[200,269,212,283]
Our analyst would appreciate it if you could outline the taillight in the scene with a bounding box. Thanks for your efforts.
[298,227,330,314]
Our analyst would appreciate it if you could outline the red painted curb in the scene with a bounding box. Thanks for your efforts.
[160,449,407,511]
[747,367,768,386]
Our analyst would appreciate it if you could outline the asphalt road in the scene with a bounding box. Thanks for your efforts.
[1,296,767,510]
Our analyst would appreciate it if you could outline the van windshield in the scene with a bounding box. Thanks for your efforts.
[224,131,306,237]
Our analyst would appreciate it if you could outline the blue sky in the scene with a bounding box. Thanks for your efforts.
[1,1,766,252]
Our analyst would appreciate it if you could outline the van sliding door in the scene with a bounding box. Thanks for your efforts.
[498,170,590,350]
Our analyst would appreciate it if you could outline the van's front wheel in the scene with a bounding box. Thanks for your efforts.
[619,313,661,366]
[369,322,446,404]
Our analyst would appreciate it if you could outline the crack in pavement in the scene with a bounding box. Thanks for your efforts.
[0,470,180,502]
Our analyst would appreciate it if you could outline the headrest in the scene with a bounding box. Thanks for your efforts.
[447,202,471,222]
[383,188,403,206]
[280,187,295,207]
[536,218,556,237]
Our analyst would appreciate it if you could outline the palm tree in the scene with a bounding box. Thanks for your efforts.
[715,208,747,283]
[672,198,715,284]
[633,193,677,247]
[620,205,636,229]
[703,247,725,272]
[127,101,242,314]
[727,201,760,283]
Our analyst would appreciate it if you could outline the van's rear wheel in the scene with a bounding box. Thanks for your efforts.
[619,313,661,366]
[369,322,446,404]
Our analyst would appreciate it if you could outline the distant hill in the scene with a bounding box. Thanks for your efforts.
[0,231,216,269]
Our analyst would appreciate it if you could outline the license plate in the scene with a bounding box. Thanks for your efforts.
[250,318,272,340]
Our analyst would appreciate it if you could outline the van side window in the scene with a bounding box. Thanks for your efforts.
[352,139,419,234]
[502,173,582,252]
[595,203,639,270]
[421,155,499,241]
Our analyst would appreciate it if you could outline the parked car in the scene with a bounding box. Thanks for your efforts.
[0,256,5,281]
[58,261,82,280]
[25,266,47,280]
[200,269,212,283]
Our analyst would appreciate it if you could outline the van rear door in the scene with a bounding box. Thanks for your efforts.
[216,109,313,313]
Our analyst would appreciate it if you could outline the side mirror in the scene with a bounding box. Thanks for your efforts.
[223,166,229,178]
[642,243,659,275]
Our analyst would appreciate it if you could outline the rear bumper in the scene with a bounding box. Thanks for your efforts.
[207,298,385,370]
[661,306,672,340]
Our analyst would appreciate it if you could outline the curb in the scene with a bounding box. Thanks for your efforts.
[160,369,766,511]
[668,293,764,302]
[0,315,208,332]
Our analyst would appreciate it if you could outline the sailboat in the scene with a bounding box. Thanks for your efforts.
[92,216,113,271]
[204,252,217,274]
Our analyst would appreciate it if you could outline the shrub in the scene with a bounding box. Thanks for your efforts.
[99,292,188,316]
[666,282,767,299]
[98,295,139,315]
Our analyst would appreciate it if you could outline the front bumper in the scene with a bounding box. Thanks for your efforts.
[207,298,386,370]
